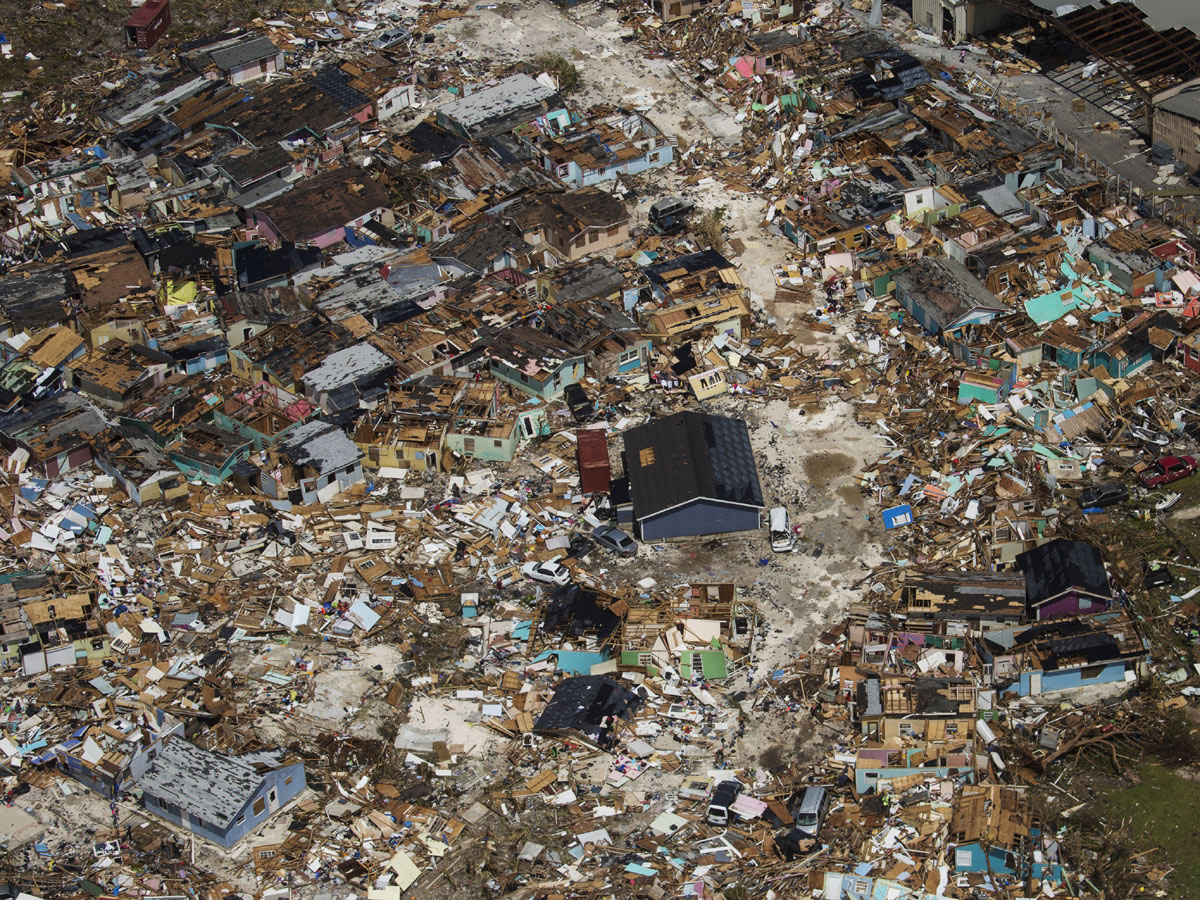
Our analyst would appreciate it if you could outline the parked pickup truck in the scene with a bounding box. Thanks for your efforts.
[1138,455,1198,489]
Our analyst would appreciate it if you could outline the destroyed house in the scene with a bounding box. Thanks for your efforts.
[222,286,313,341]
[211,384,310,450]
[205,68,371,150]
[248,170,392,250]
[1089,309,1173,379]
[432,221,531,276]
[621,411,763,541]
[1086,228,1176,298]
[54,708,183,799]
[957,359,1016,405]
[437,74,567,140]
[216,144,297,197]
[843,52,931,102]
[950,785,1064,883]
[92,427,189,507]
[901,571,1028,633]
[615,583,750,678]
[229,316,354,391]
[136,738,305,848]
[774,198,870,255]
[263,419,364,505]
[66,344,159,410]
[542,585,622,646]
[534,675,641,746]
[653,0,713,20]
[856,676,976,743]
[341,57,416,122]
[852,745,975,795]
[444,379,548,463]
[232,243,324,295]
[167,423,253,485]
[352,376,461,472]
[1039,320,1094,372]
[641,290,750,342]
[118,375,215,446]
[540,257,627,306]
[743,29,810,72]
[484,325,585,401]
[539,298,650,378]
[0,393,107,477]
[516,109,673,188]
[0,267,79,341]
[502,188,630,263]
[301,342,396,413]
[158,333,229,376]
[893,257,1009,356]
[17,585,110,674]
[1016,538,1111,620]
[641,249,740,303]
[980,611,1148,698]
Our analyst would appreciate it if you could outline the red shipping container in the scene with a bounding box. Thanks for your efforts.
[576,428,611,494]
[125,0,171,50]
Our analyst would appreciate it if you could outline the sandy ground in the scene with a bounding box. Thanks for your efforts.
[595,395,888,679]
[432,1,741,145]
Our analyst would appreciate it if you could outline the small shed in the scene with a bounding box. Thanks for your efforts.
[125,0,171,50]
[576,428,611,494]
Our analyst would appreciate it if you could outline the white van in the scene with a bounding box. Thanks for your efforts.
[769,506,794,552]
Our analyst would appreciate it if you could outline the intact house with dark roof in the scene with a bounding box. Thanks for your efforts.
[135,737,305,848]
[484,325,586,402]
[1016,537,1112,621]
[259,419,364,505]
[246,170,393,250]
[620,411,763,541]
[893,256,1010,360]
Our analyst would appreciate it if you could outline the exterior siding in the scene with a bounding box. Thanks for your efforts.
[1034,591,1109,620]
[142,761,305,848]
[639,499,760,541]
[1016,660,1129,696]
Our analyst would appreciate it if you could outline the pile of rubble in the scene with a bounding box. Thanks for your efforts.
[0,0,1199,898]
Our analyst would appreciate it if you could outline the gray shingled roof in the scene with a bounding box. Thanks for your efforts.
[209,35,279,72]
[279,420,363,474]
[137,739,276,829]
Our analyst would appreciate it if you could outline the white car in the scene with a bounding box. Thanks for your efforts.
[520,560,572,585]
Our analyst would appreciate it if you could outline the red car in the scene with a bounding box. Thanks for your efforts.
[1138,455,1198,488]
